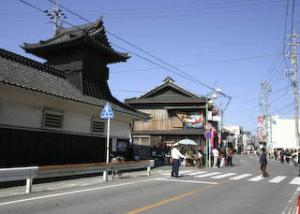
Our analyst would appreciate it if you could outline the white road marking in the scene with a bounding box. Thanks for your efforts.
[282,187,300,214]
[211,173,237,179]
[229,174,252,180]
[180,170,196,174]
[161,170,195,176]
[194,172,221,178]
[269,176,287,184]
[156,178,217,185]
[248,175,264,182]
[0,179,156,207]
[187,171,207,176]
[290,177,300,185]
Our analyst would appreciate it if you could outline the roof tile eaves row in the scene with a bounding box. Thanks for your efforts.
[0,80,147,119]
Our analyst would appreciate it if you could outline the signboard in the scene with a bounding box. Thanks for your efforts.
[101,102,114,119]
[204,131,211,140]
[205,122,212,130]
[177,112,204,129]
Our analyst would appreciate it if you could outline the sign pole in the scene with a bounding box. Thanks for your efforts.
[101,102,114,182]
[208,133,211,168]
[103,118,110,182]
[106,118,110,164]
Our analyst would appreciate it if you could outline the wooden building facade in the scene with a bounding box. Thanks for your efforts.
[125,77,214,162]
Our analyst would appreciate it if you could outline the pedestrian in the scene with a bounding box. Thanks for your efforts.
[285,149,291,164]
[279,150,284,163]
[212,148,219,168]
[298,148,300,176]
[171,143,185,177]
[227,147,234,166]
[195,149,203,168]
[274,149,278,161]
[219,149,225,168]
[259,147,269,177]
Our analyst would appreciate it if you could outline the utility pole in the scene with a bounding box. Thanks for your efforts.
[45,0,66,34]
[260,80,271,148]
[290,31,299,147]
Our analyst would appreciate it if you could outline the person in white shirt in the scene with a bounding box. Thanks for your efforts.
[212,148,219,168]
[171,143,186,177]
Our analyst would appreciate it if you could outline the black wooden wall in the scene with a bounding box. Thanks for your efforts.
[0,127,105,167]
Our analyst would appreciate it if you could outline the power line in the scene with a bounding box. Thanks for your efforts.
[19,0,46,13]
[44,0,218,92]
[270,102,294,114]
[83,0,283,14]
[85,0,284,19]
[19,0,199,88]
[111,53,281,74]
[267,60,285,85]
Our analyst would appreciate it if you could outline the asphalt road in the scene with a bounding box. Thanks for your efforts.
[0,154,299,214]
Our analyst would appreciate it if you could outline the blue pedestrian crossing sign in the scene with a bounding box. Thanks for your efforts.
[100,102,114,119]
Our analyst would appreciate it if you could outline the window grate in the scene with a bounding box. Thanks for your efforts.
[43,111,63,129]
[92,119,105,134]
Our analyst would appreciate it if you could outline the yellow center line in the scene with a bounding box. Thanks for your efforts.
[127,181,225,214]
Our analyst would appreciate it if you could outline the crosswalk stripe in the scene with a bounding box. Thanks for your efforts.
[180,170,196,174]
[229,174,252,180]
[290,177,300,185]
[161,170,195,176]
[194,172,221,178]
[249,175,264,182]
[269,176,286,183]
[211,173,237,179]
[187,171,207,176]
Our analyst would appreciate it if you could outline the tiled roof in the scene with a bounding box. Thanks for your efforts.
[125,97,206,104]
[125,77,206,105]
[22,18,129,62]
[132,129,204,135]
[0,48,148,120]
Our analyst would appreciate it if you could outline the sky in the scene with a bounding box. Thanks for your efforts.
[1,0,300,134]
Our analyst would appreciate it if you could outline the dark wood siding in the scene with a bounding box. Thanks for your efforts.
[0,127,105,167]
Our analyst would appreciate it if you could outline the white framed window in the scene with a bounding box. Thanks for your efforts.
[43,109,63,129]
[91,118,105,134]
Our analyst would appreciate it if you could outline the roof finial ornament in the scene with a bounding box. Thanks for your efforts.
[163,76,175,83]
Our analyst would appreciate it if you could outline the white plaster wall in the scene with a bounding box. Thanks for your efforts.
[0,97,43,128]
[271,116,299,149]
[63,111,91,133]
[0,85,133,139]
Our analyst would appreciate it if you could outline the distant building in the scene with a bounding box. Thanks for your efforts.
[223,125,243,152]
[125,77,215,162]
[0,18,148,167]
[270,116,300,149]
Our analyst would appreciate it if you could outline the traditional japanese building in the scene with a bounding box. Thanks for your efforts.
[125,77,214,162]
[0,18,149,167]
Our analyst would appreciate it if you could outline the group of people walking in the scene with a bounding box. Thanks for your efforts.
[171,141,299,179]
[170,143,236,177]
[212,147,234,168]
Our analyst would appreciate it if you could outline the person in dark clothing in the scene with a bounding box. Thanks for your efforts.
[260,147,269,177]
[227,147,234,166]
[280,150,285,163]
[274,150,278,161]
[298,148,300,176]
